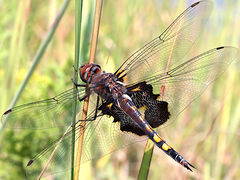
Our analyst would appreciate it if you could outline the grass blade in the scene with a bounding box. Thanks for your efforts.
[71,0,84,179]
[74,0,103,179]
[138,140,154,180]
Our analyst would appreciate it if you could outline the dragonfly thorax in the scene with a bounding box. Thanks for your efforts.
[79,63,127,100]
[91,72,127,100]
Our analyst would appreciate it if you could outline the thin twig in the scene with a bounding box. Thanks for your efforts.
[37,124,73,180]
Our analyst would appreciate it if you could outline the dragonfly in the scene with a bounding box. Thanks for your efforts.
[1,0,239,179]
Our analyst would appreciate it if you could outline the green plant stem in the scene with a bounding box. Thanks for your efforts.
[138,140,154,180]
[71,0,83,179]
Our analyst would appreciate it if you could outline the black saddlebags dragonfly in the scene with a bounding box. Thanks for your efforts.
[1,0,239,178]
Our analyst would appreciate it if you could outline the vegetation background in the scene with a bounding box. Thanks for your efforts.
[0,0,239,179]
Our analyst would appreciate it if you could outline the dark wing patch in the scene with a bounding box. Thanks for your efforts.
[99,82,170,136]
[128,82,170,128]
[144,101,170,128]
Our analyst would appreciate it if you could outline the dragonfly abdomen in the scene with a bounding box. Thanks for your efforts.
[117,94,195,171]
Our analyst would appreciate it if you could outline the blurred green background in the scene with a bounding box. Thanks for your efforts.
[0,0,239,179]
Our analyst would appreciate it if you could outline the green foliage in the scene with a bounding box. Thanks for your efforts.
[0,0,239,180]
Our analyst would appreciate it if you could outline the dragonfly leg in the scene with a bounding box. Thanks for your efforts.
[71,78,87,87]
[71,78,89,101]
[78,94,89,102]
[94,95,100,120]
[74,111,98,125]
[73,96,100,126]
[73,65,78,73]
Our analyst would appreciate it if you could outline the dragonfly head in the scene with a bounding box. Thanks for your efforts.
[79,63,101,83]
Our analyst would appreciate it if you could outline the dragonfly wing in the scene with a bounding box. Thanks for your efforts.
[26,95,146,179]
[1,88,86,129]
[138,47,239,127]
[75,93,146,166]
[60,46,238,178]
[115,1,212,84]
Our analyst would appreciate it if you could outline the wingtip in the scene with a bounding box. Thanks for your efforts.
[3,109,12,115]
[27,159,34,166]
[191,1,200,8]
[216,46,224,50]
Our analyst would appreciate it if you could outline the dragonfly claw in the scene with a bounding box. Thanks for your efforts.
[182,160,196,172]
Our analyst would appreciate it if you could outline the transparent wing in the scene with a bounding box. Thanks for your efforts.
[115,0,212,84]
[1,88,86,129]
[140,47,239,128]
[3,1,238,179]
[25,95,146,179]
[23,45,240,179]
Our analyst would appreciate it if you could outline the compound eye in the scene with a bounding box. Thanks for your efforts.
[92,65,101,73]
[93,67,99,73]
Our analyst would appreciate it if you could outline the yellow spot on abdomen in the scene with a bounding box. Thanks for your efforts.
[162,143,171,151]
[145,125,152,132]
[153,135,161,143]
